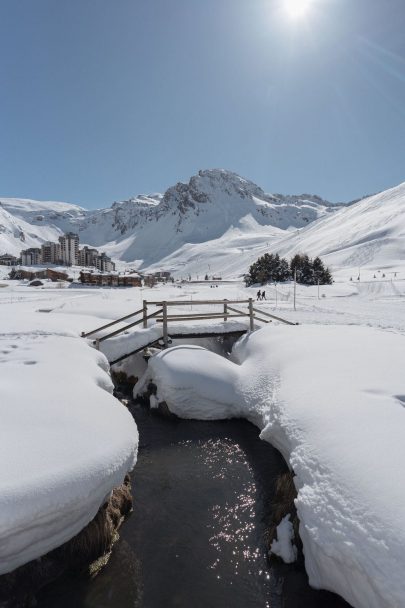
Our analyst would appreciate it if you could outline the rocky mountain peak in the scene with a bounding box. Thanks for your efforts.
[160,168,268,216]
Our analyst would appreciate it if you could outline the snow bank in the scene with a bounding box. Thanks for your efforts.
[0,333,138,575]
[135,325,405,608]
[135,345,243,419]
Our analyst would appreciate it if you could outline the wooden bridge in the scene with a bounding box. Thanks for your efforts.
[82,298,296,365]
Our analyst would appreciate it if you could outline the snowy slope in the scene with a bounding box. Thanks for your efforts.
[144,179,405,278]
[275,181,405,270]
[74,194,162,247]
[0,205,66,257]
[0,197,86,234]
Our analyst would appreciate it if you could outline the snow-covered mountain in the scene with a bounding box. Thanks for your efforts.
[276,181,405,270]
[95,170,337,266]
[1,169,404,278]
[142,175,405,278]
[0,169,334,264]
[0,198,86,256]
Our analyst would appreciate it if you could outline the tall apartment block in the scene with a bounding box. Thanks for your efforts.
[21,248,41,266]
[58,232,79,266]
[41,242,62,264]
[78,246,99,268]
[95,252,115,272]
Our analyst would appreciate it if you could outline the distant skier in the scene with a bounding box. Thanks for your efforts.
[261,290,266,300]
[257,290,261,301]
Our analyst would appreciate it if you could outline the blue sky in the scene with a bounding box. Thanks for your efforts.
[1,0,405,208]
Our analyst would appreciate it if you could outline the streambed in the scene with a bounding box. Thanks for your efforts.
[37,401,350,608]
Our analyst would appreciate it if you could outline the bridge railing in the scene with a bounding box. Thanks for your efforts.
[81,298,296,355]
[149,298,255,348]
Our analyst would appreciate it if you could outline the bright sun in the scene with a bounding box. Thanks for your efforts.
[284,0,313,18]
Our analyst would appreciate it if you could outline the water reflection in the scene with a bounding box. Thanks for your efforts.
[37,403,350,608]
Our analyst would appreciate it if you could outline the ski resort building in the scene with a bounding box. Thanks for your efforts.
[16,233,117,271]
[40,242,62,264]
[78,246,99,268]
[58,232,79,265]
[79,271,141,287]
[94,252,115,272]
[9,268,69,281]
[153,271,172,281]
[0,254,19,266]
[21,248,41,266]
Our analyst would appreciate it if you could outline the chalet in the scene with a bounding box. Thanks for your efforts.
[79,271,142,287]
[153,271,171,280]
[9,268,69,281]
[0,254,19,266]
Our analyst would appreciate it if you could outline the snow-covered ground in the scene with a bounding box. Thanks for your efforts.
[137,324,405,608]
[0,282,138,575]
[2,275,405,608]
[128,278,405,608]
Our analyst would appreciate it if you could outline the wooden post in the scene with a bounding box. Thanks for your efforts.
[143,300,148,328]
[162,301,168,348]
[248,298,254,331]
[294,269,297,311]
[224,299,228,322]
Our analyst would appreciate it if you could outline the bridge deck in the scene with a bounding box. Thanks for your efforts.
[98,320,250,365]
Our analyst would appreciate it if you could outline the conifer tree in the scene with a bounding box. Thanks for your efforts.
[245,251,332,286]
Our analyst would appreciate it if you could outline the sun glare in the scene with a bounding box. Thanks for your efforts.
[284,0,313,18]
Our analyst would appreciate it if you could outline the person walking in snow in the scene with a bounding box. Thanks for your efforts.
[261,290,266,300]
[257,290,261,301]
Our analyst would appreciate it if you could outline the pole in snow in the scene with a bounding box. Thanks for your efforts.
[294,269,297,311]
[248,298,254,331]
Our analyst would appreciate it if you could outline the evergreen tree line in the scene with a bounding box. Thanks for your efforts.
[244,253,332,286]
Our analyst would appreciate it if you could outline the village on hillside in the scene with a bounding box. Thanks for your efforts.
[0,232,173,287]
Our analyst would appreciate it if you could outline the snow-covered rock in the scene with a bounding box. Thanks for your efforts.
[270,515,298,564]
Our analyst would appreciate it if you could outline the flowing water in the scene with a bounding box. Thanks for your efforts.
[37,401,350,608]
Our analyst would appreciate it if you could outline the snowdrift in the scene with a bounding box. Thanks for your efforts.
[0,334,138,575]
[135,325,405,608]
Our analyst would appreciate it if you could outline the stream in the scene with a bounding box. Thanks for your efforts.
[37,401,350,608]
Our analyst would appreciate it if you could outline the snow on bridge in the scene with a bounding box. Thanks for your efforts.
[82,298,296,364]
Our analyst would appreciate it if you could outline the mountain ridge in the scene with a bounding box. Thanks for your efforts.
[1,170,404,278]
[0,169,335,263]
